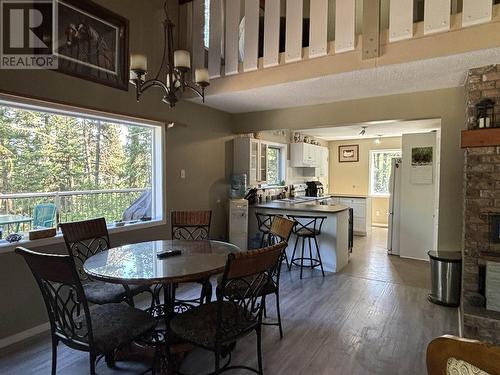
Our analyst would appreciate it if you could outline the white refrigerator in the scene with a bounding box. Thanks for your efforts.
[387,158,402,255]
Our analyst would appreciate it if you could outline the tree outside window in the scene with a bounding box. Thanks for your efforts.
[266,147,281,185]
[370,150,402,196]
[0,103,160,235]
[204,0,210,48]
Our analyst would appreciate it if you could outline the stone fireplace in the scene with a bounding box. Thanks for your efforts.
[462,65,500,344]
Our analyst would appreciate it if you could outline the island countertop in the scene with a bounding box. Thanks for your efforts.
[248,201,350,272]
[329,193,371,199]
[250,201,350,213]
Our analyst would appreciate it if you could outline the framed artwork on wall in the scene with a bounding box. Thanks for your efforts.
[338,145,359,163]
[55,0,129,90]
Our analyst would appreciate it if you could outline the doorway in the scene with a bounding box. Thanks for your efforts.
[298,119,442,261]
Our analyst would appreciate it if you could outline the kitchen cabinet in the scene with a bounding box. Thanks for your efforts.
[329,196,372,236]
[291,143,328,168]
[234,137,284,186]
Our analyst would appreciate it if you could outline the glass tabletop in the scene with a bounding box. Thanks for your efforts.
[83,240,241,285]
[0,214,33,225]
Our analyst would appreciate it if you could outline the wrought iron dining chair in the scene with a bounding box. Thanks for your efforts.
[171,210,212,240]
[169,210,213,308]
[60,218,151,307]
[15,247,156,375]
[261,215,295,338]
[169,242,285,375]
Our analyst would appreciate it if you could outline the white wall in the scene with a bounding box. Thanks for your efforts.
[400,132,438,260]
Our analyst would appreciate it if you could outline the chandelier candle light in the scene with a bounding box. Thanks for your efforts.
[129,2,209,108]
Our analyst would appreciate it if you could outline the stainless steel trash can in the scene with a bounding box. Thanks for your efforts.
[428,251,462,307]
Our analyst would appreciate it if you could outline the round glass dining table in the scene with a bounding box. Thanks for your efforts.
[83,240,240,371]
[83,239,240,286]
[84,239,241,323]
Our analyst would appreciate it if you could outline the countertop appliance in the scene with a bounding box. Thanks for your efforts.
[387,158,402,255]
[306,181,324,197]
[292,183,307,198]
[229,199,248,250]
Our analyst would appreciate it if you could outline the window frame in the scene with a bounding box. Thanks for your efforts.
[369,149,402,198]
[263,141,287,186]
[0,93,167,252]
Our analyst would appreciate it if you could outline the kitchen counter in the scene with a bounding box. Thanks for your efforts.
[329,193,370,198]
[249,201,350,273]
[251,201,349,213]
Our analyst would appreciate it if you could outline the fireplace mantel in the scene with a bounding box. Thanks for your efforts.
[462,128,500,148]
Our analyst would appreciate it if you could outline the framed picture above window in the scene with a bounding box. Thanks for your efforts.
[55,0,130,90]
[338,145,359,163]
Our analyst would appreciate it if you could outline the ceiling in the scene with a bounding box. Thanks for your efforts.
[201,47,500,114]
[300,119,441,141]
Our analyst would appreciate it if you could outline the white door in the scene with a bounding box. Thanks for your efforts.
[399,132,438,260]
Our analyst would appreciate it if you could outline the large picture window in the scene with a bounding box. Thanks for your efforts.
[0,97,164,241]
[370,149,402,196]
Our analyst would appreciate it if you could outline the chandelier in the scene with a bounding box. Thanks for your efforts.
[129,2,209,108]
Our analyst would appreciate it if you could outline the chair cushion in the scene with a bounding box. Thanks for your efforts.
[76,303,156,354]
[447,358,490,375]
[169,301,257,349]
[216,274,276,297]
[84,281,150,305]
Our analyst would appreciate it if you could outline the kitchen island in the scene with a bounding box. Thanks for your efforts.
[249,201,350,273]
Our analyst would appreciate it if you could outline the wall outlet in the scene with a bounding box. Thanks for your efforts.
[180,169,186,179]
[376,210,380,217]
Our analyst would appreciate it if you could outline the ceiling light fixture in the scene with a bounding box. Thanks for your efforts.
[359,126,367,136]
[129,2,209,108]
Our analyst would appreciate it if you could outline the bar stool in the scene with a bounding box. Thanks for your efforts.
[255,212,277,248]
[288,215,327,279]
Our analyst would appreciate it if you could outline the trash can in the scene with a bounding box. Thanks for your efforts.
[428,250,462,307]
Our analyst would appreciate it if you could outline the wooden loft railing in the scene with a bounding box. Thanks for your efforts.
[179,0,499,81]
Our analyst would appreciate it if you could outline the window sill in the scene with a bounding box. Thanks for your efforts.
[0,219,166,254]
[370,194,390,198]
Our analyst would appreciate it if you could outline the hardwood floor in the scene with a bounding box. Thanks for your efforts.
[341,227,432,289]
[0,228,457,374]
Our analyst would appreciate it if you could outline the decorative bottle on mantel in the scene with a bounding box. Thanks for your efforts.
[290,185,295,198]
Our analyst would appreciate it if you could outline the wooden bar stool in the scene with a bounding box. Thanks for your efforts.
[288,215,327,279]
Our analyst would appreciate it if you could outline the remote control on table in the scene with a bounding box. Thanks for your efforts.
[157,250,182,258]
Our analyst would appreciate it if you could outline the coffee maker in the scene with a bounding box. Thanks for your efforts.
[306,181,324,197]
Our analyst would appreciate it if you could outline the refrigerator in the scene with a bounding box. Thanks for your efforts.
[387,158,402,255]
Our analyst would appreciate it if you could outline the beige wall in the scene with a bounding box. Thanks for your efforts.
[328,137,402,195]
[232,87,465,253]
[0,0,233,341]
[328,137,402,226]
[372,197,390,226]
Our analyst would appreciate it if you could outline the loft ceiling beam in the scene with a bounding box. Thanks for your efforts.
[362,0,381,59]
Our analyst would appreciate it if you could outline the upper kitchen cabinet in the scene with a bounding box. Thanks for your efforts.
[234,137,287,187]
[291,143,315,167]
[291,143,328,168]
